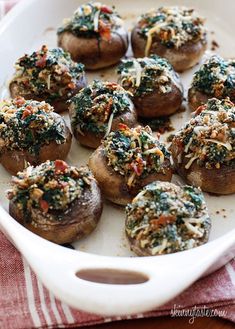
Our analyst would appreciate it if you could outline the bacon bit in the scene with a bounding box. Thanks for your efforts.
[68,82,76,89]
[195,104,207,115]
[105,82,119,89]
[54,160,68,174]
[100,5,113,14]
[14,97,25,107]
[150,215,176,228]
[130,157,144,176]
[118,123,128,131]
[130,163,141,176]
[21,106,33,119]
[103,98,113,121]
[99,21,111,41]
[60,181,68,188]
[36,54,47,68]
[40,199,49,213]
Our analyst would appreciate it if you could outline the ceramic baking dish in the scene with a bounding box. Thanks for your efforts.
[0,0,234,316]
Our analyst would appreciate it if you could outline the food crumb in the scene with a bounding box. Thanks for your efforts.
[216,210,220,214]
[211,40,219,51]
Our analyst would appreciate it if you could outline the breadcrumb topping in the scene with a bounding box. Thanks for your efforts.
[126,181,211,255]
[172,98,235,169]
[103,125,171,187]
[137,6,206,54]
[57,2,122,40]
[0,97,67,155]
[192,55,235,100]
[117,55,177,96]
[7,161,92,216]
[11,46,84,103]
[70,80,132,136]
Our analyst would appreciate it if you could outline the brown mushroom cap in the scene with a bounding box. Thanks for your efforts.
[132,81,183,118]
[9,178,102,244]
[58,26,128,70]
[89,146,172,205]
[171,146,235,195]
[131,26,207,72]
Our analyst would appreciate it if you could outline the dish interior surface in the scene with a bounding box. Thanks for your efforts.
[0,0,234,257]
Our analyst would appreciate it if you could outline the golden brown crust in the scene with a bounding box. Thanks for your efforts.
[70,104,137,149]
[131,26,207,72]
[188,87,214,112]
[0,114,72,175]
[89,146,172,205]
[171,140,235,194]
[9,75,86,113]
[133,82,183,118]
[58,27,129,70]
[9,179,103,244]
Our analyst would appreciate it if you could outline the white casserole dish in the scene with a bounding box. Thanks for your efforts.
[0,0,234,316]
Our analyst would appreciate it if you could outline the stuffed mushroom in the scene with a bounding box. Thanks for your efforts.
[170,98,235,194]
[69,80,137,148]
[188,55,235,111]
[9,45,86,113]
[0,97,72,175]
[125,181,211,256]
[57,2,129,70]
[89,124,172,205]
[131,6,207,72]
[7,160,103,244]
[117,55,183,118]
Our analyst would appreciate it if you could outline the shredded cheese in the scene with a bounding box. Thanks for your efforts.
[104,112,114,138]
[184,221,203,237]
[204,139,232,151]
[93,10,100,32]
[185,155,198,169]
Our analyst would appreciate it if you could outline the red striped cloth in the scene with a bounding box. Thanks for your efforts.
[0,1,235,328]
[0,231,235,329]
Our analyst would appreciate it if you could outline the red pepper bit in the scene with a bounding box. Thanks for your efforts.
[118,123,128,131]
[99,20,111,41]
[68,82,76,89]
[130,157,144,176]
[195,104,207,115]
[36,53,47,68]
[40,199,49,213]
[105,82,118,89]
[54,160,68,174]
[21,105,33,119]
[14,97,26,107]
[100,5,113,14]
